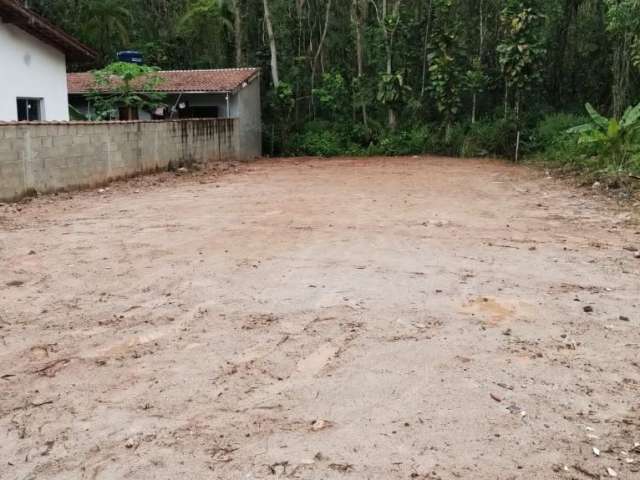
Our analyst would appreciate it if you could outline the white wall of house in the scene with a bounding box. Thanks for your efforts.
[0,19,69,121]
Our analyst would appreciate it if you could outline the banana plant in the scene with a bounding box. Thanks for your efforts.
[568,103,640,169]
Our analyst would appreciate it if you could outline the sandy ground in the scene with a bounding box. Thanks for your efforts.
[1,156,639,480]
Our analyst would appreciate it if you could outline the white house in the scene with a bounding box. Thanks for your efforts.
[0,0,95,122]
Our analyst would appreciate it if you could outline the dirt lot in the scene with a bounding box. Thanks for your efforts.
[1,156,639,480]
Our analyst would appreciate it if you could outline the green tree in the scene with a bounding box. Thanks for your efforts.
[371,0,404,129]
[497,0,546,159]
[427,0,467,142]
[313,72,349,118]
[78,0,133,64]
[466,58,488,124]
[87,62,167,120]
[605,0,640,118]
[497,0,546,120]
[177,0,233,68]
[377,72,412,128]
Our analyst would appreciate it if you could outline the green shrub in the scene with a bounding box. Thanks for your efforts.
[345,122,374,147]
[629,153,640,175]
[286,119,524,159]
[313,72,350,118]
[459,119,518,158]
[287,121,367,157]
[291,128,344,157]
[283,113,617,164]
[537,134,584,169]
[533,106,640,179]
[568,103,640,171]
[523,113,585,169]
[370,126,434,156]
[534,113,585,148]
[430,123,467,156]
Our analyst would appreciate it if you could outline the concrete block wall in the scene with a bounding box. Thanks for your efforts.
[0,118,240,201]
[237,79,262,158]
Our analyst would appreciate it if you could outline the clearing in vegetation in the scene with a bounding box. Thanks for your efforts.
[1,157,639,479]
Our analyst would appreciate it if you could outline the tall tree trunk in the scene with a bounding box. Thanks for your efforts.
[388,0,401,130]
[479,0,485,54]
[551,0,581,108]
[387,37,397,129]
[471,94,477,124]
[471,0,484,124]
[311,0,332,115]
[262,0,279,88]
[231,0,243,67]
[352,0,368,128]
[504,85,509,119]
[373,0,402,129]
[294,0,306,123]
[312,0,332,77]
[515,94,521,162]
[420,0,433,97]
[612,32,632,118]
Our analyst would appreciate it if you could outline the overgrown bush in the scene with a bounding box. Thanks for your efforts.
[288,118,523,159]
[460,119,519,158]
[288,121,366,157]
[532,113,586,168]
[291,128,345,157]
[283,107,640,183]
[530,105,640,181]
[369,126,434,156]
[534,113,585,147]
[630,153,640,175]
[568,103,640,172]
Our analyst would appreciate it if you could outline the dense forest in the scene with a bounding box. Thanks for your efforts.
[27,0,640,177]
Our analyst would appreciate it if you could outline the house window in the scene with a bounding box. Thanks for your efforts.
[17,98,43,121]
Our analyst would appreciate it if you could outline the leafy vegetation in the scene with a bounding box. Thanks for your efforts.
[568,103,640,172]
[87,62,166,120]
[427,2,466,142]
[28,0,640,181]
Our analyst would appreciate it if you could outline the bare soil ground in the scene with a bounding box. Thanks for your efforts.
[1,156,640,480]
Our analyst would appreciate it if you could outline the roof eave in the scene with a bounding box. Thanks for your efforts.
[71,90,234,95]
[67,68,262,95]
[0,0,96,62]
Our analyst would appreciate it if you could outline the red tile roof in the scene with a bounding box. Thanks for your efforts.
[68,68,260,94]
[0,0,96,61]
